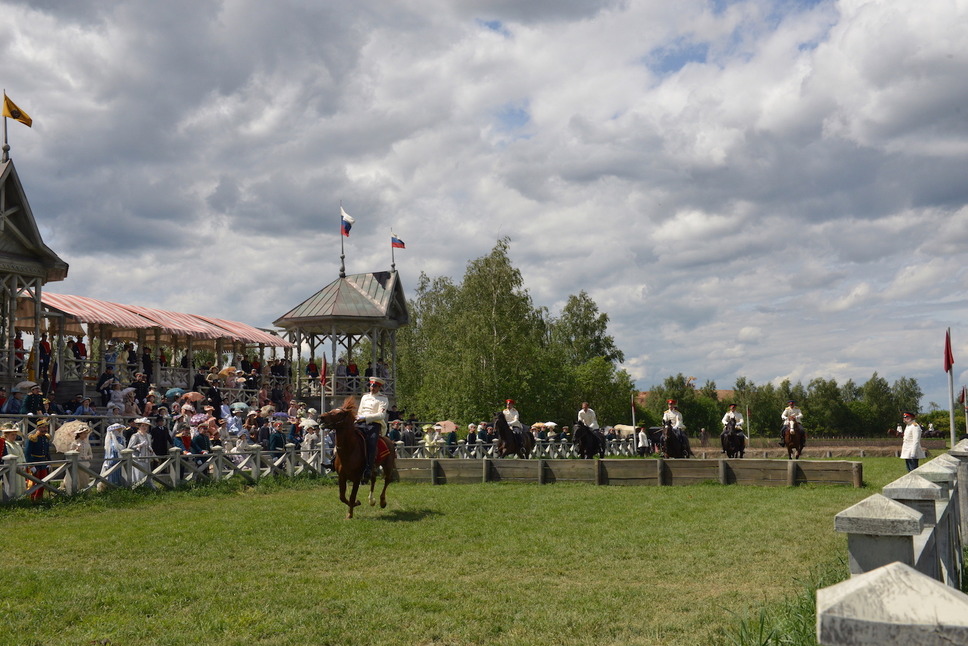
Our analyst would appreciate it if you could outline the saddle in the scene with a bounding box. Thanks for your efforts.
[376,436,392,462]
[354,429,392,462]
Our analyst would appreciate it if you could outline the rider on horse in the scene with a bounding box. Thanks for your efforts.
[720,403,746,442]
[503,399,526,443]
[577,401,599,431]
[663,399,689,446]
[779,399,805,447]
[357,376,388,480]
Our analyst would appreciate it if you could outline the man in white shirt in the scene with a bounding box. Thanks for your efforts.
[503,399,522,431]
[577,402,599,430]
[720,403,745,439]
[779,400,803,446]
[357,377,389,479]
[662,399,684,430]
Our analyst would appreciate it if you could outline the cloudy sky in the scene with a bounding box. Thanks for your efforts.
[3,0,967,408]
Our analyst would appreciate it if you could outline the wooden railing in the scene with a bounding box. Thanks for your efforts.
[1,443,333,502]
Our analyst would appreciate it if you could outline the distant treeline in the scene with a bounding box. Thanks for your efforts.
[637,372,954,437]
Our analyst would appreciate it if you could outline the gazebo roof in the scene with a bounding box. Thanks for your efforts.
[0,160,69,283]
[274,270,409,334]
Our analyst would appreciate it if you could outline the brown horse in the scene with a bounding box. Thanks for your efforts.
[318,396,397,518]
[782,418,805,460]
[493,411,534,459]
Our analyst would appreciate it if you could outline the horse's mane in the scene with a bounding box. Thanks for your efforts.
[492,411,511,437]
[340,396,358,417]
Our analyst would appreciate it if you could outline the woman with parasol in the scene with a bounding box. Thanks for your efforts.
[56,422,93,492]
[1,423,26,498]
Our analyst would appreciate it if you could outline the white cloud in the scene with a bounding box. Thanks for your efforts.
[3,0,967,408]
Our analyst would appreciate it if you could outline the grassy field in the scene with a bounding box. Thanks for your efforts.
[0,457,909,646]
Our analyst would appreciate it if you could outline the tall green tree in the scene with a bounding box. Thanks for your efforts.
[550,291,624,365]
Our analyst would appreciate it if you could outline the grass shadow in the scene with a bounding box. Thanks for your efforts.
[372,508,443,522]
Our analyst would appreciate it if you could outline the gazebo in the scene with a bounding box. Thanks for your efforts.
[0,157,69,388]
[273,269,409,411]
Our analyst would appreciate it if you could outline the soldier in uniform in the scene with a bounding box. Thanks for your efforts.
[356,376,388,479]
[779,400,804,446]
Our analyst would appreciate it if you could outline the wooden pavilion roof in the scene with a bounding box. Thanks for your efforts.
[0,160,68,283]
[273,271,409,334]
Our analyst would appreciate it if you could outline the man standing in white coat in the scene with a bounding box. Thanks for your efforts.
[899,411,926,472]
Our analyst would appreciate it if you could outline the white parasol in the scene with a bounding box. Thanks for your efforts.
[53,420,91,453]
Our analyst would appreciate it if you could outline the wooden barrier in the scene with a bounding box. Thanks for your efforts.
[393,458,862,487]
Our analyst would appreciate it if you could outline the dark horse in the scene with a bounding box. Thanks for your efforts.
[573,421,605,459]
[661,419,694,459]
[493,411,534,459]
[721,417,745,458]
[318,396,397,518]
[782,418,805,460]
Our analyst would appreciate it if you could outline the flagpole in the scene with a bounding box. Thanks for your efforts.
[2,90,8,162]
[339,201,346,278]
[390,227,396,271]
[948,327,956,447]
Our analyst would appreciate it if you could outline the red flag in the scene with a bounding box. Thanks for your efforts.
[960,385,966,406]
[944,329,954,373]
[320,356,327,385]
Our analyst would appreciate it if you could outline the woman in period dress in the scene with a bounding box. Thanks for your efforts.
[300,420,320,467]
[63,427,93,492]
[99,423,127,491]
[126,418,153,487]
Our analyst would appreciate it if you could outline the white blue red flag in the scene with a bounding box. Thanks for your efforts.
[391,233,406,249]
[340,206,355,237]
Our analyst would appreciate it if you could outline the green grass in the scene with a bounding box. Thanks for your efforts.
[0,457,910,646]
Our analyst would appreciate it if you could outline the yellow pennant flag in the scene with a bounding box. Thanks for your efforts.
[2,94,32,127]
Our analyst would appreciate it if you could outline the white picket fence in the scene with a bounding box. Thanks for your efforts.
[816,439,968,644]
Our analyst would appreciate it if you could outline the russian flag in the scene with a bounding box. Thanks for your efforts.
[391,233,406,249]
[340,206,355,237]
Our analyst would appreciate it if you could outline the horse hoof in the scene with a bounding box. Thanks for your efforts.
[380,500,387,508]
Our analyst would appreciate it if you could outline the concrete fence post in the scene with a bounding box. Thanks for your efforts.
[914,457,961,586]
[817,561,968,645]
[951,443,968,543]
[834,494,923,576]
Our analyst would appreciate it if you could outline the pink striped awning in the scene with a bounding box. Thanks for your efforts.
[41,293,156,330]
[119,303,224,339]
[40,293,291,347]
[193,314,292,348]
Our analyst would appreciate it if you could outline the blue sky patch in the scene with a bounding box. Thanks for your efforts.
[477,19,511,37]
[647,40,710,75]
[496,103,531,132]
